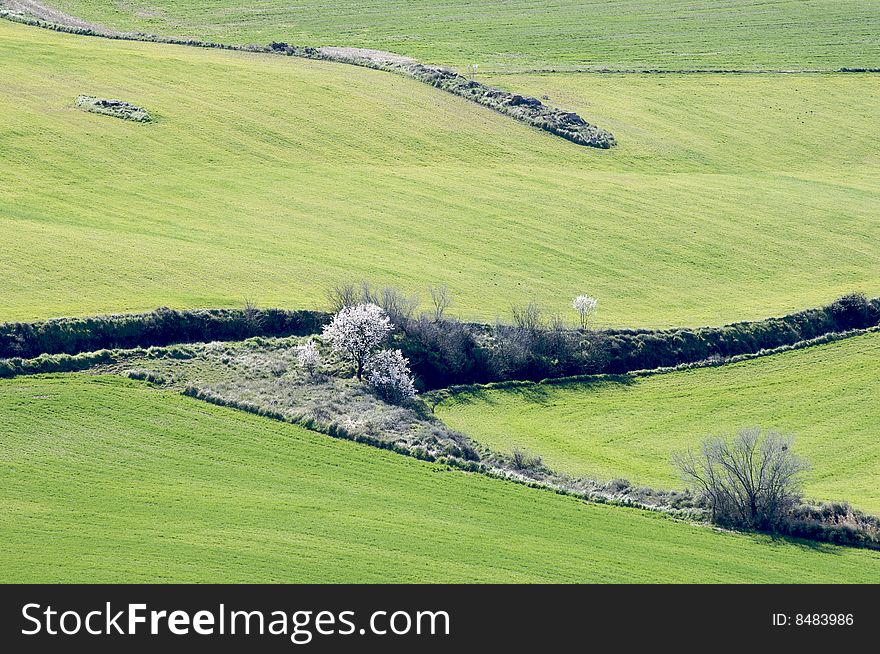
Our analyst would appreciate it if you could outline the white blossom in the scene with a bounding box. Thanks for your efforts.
[295,340,322,375]
[322,303,392,379]
[572,294,598,329]
[367,349,417,404]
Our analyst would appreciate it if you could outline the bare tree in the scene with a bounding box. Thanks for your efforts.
[429,285,452,322]
[511,301,543,332]
[329,281,418,324]
[548,312,566,332]
[379,286,419,324]
[328,283,358,313]
[673,428,809,530]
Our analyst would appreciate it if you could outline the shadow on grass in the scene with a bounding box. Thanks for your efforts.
[745,530,853,556]
[450,375,637,407]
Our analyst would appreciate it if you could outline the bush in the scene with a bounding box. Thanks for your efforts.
[395,316,491,389]
[295,340,322,376]
[829,292,873,330]
[512,446,542,471]
[367,349,417,404]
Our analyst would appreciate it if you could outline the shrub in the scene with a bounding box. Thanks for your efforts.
[512,446,542,471]
[511,302,544,332]
[829,292,872,330]
[295,340,322,376]
[396,316,491,389]
[367,349,417,404]
[572,295,598,329]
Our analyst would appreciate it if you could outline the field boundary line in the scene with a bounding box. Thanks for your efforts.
[0,7,615,147]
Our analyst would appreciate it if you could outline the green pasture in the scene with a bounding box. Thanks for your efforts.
[2,374,878,582]
[2,20,878,326]
[438,333,880,513]
[42,0,880,71]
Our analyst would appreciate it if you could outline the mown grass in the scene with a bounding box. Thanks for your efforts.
[438,332,880,514]
[45,0,880,71]
[2,20,878,327]
[1,374,878,582]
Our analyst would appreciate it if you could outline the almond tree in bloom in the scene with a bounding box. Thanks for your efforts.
[322,303,391,380]
[295,340,322,376]
[572,294,598,330]
[368,349,417,404]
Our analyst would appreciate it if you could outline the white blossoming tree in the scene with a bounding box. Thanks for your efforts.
[572,294,598,329]
[295,340,322,376]
[368,349,417,404]
[322,303,391,380]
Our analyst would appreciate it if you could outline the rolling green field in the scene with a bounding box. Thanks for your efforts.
[1,2,878,587]
[438,332,880,513]
[2,19,878,326]
[40,0,880,71]
[2,374,879,583]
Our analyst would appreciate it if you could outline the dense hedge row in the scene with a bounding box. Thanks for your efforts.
[397,294,880,389]
[0,307,330,359]
[601,294,880,374]
[3,295,876,387]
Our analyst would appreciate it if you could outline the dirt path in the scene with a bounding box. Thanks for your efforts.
[2,0,119,34]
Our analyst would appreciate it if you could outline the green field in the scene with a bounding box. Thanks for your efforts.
[2,19,878,326]
[438,332,880,513]
[2,374,879,583]
[42,0,880,71]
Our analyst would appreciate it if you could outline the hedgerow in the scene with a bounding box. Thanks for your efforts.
[3,295,877,389]
[0,307,329,359]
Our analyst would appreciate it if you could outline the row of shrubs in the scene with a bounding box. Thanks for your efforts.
[601,293,880,374]
[3,295,876,388]
[396,294,880,389]
[0,10,260,49]
[0,307,329,359]
[784,502,880,550]
[284,48,617,148]
[0,344,198,379]
[183,384,482,470]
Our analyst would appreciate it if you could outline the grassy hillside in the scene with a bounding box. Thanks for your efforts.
[2,20,878,326]
[438,333,880,513]
[42,0,880,71]
[2,374,879,583]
